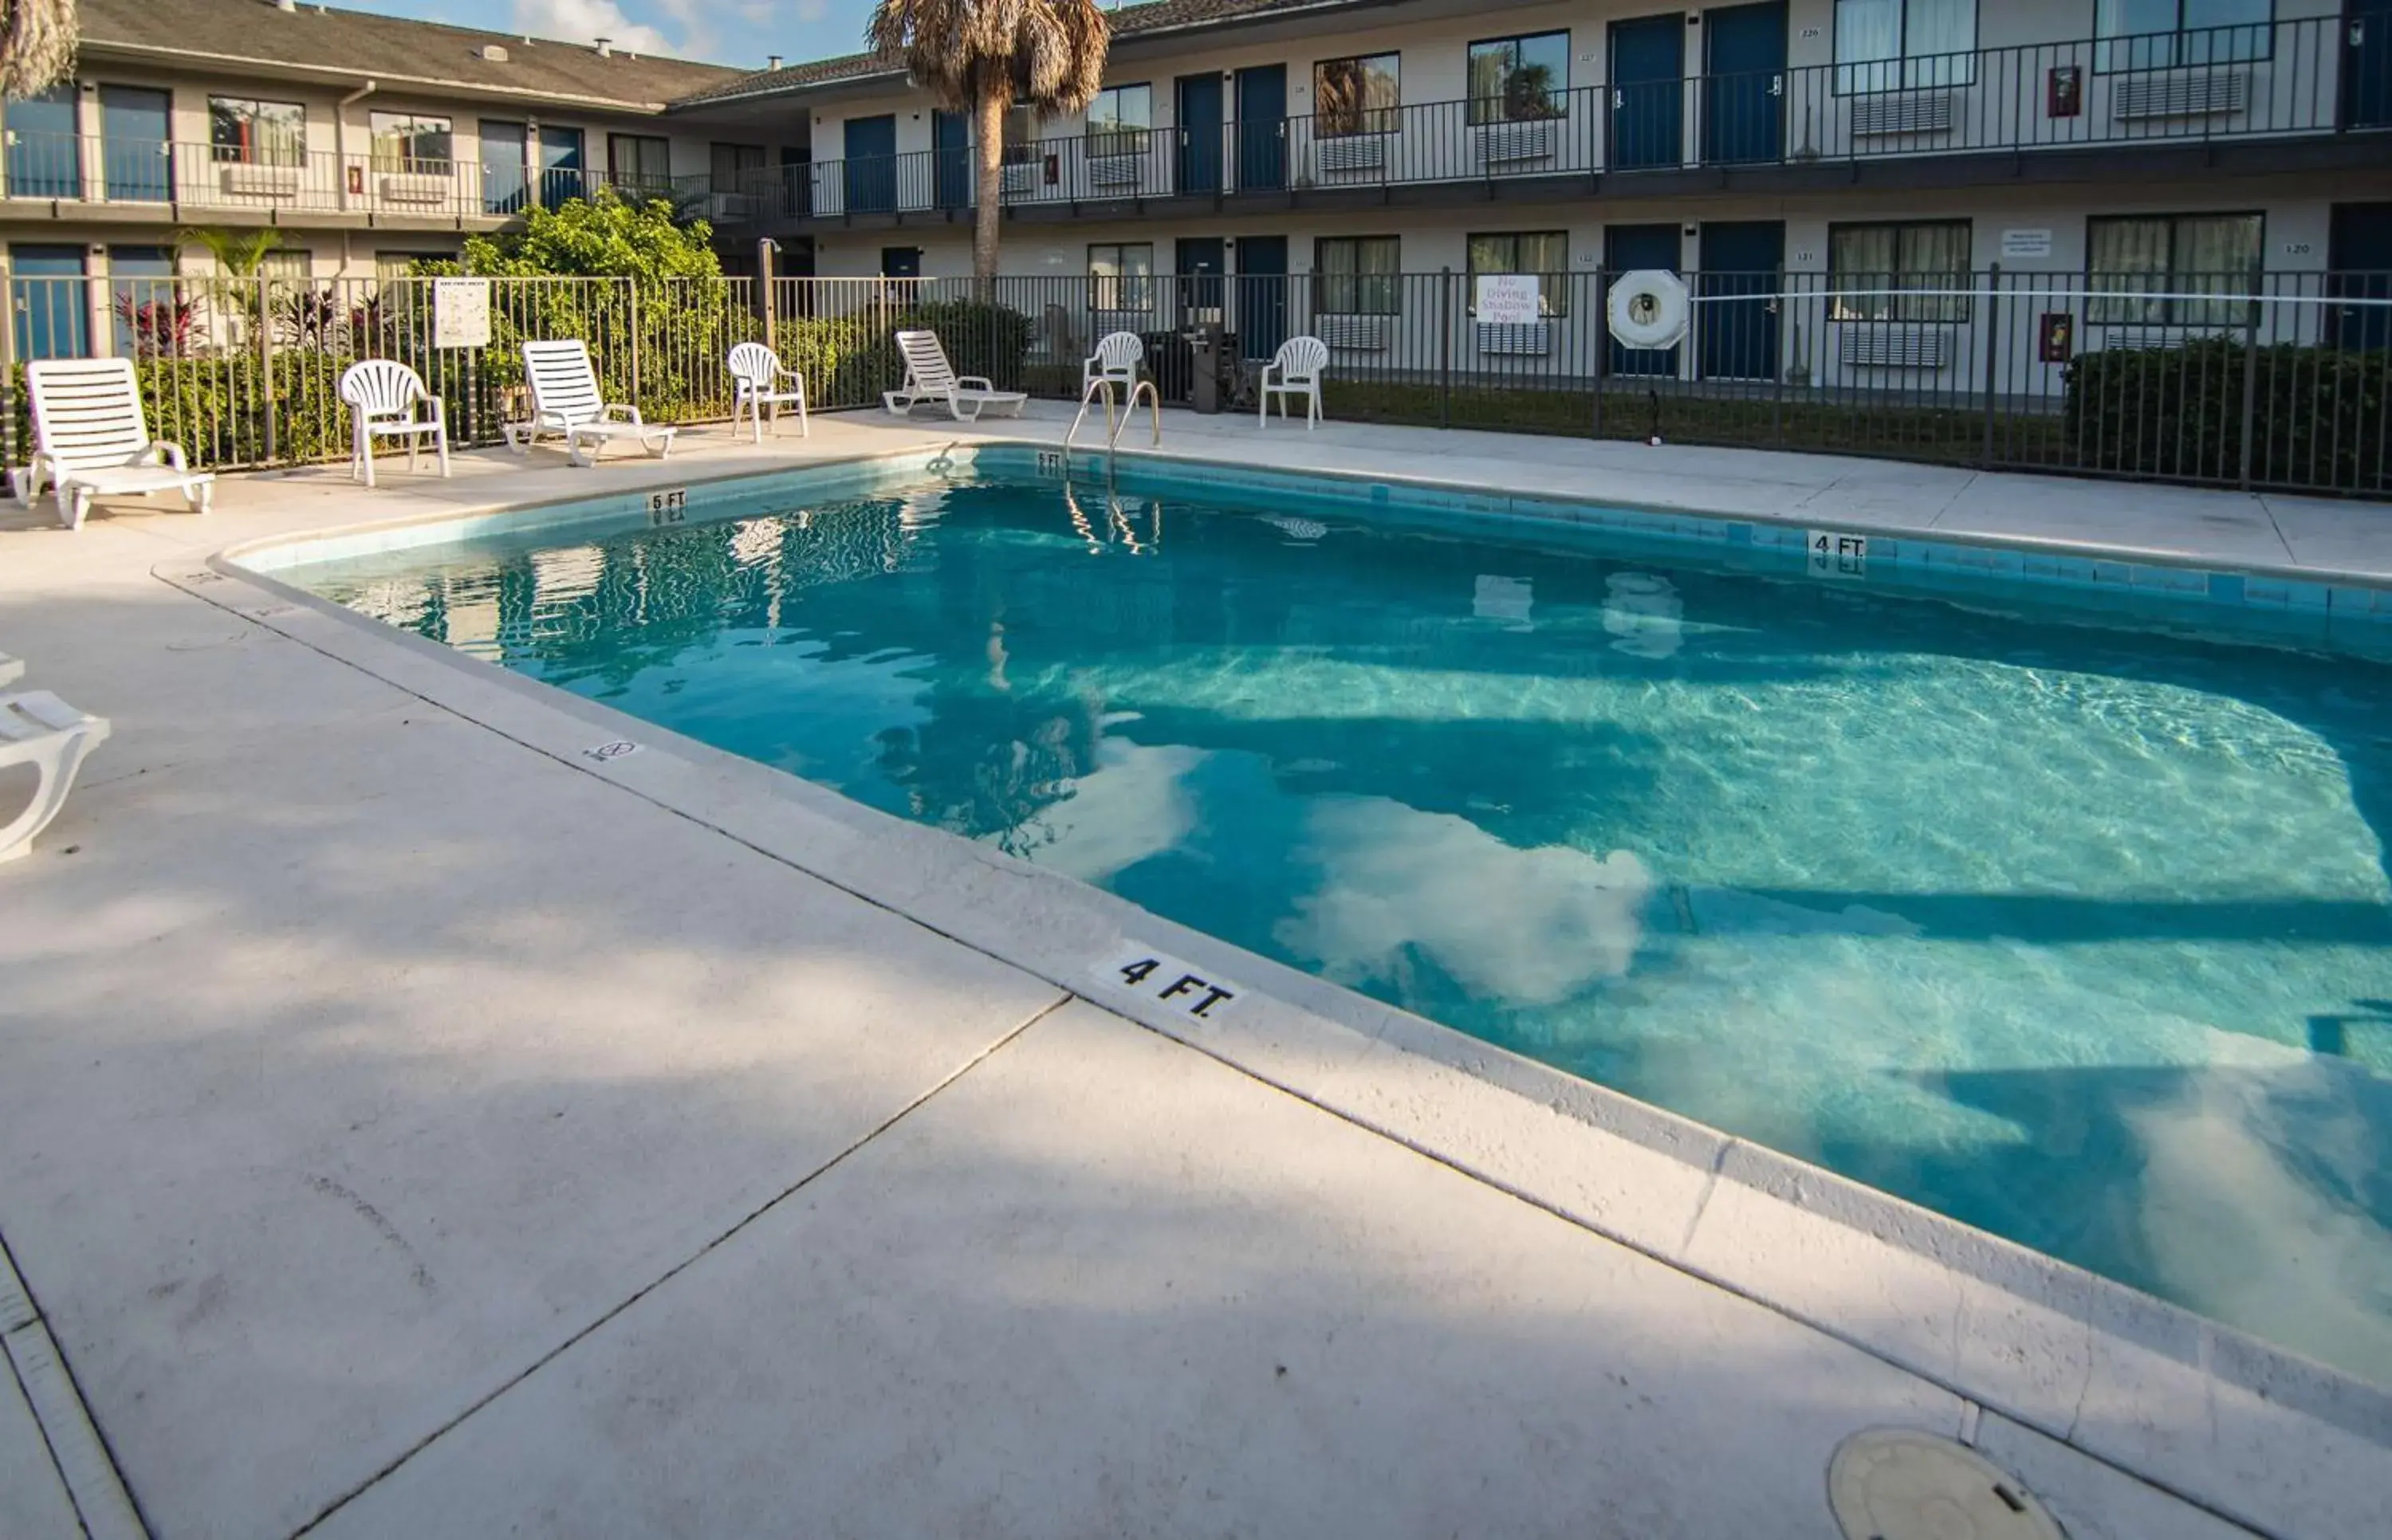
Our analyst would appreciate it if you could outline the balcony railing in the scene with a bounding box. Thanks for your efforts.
[0,135,690,220]
[717,16,2379,228]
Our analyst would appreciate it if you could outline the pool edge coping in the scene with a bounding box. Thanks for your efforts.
[192,441,2392,1540]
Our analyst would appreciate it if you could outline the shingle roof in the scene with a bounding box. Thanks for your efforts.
[80,0,742,112]
[668,0,1362,108]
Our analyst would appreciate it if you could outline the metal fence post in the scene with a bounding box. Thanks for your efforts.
[627,277,643,407]
[258,276,278,465]
[758,238,779,353]
[1981,261,2002,466]
[1591,269,1607,440]
[1437,268,1452,430]
[2237,263,2263,489]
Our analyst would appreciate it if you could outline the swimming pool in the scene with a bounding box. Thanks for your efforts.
[279,451,2392,1387]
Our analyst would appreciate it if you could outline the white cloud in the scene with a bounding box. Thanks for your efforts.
[512,0,671,53]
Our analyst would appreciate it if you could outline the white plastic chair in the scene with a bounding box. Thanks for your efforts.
[339,360,449,487]
[883,330,1028,422]
[0,689,110,863]
[505,340,675,467]
[1259,336,1328,430]
[16,357,213,530]
[727,341,809,442]
[1083,331,1144,397]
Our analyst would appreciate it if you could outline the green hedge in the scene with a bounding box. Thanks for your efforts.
[2063,340,2391,493]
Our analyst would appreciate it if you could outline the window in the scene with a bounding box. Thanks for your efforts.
[1466,33,1568,125]
[1829,221,1972,321]
[1002,103,1040,165]
[1088,242,1155,312]
[209,97,306,165]
[1086,84,1151,159]
[609,133,672,194]
[1834,0,1977,92]
[1314,235,1401,315]
[376,250,445,281]
[259,249,311,282]
[108,246,179,359]
[2087,213,2263,325]
[369,112,452,172]
[1466,231,1569,316]
[1316,53,1401,136]
[710,141,765,191]
[2095,0,2272,72]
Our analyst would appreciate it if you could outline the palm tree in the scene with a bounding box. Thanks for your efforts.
[1,0,77,96]
[867,0,1110,285]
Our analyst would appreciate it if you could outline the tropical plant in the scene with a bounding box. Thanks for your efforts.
[867,0,1110,284]
[112,293,203,360]
[179,226,285,277]
[0,0,77,96]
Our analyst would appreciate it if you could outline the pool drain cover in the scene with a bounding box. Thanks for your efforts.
[1828,1430,2063,1540]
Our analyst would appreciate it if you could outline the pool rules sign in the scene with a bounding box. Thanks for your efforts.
[1095,945,1243,1022]
[433,277,491,350]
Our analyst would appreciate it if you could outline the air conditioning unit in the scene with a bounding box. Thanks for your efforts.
[378,172,449,207]
[1475,320,1552,356]
[1838,325,1952,368]
[1317,135,1387,173]
[1849,91,1956,136]
[2113,70,2248,120]
[219,161,301,198]
[1317,313,1392,352]
[1087,153,1143,191]
[1473,116,1560,167]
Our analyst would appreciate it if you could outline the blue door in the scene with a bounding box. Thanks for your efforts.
[1235,66,1285,191]
[100,86,171,202]
[482,120,528,214]
[3,86,81,198]
[1176,237,1225,323]
[933,110,970,208]
[1177,73,1224,194]
[537,125,584,208]
[1698,220,1783,380]
[1236,234,1288,361]
[2330,202,2392,350]
[10,244,89,361]
[2347,2,2392,129]
[1610,15,1685,171]
[844,114,897,212]
[1605,223,1682,377]
[1702,2,1785,164]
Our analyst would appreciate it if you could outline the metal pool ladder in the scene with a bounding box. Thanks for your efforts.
[1064,375,1160,473]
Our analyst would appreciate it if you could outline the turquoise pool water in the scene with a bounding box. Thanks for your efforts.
[288,465,2392,1385]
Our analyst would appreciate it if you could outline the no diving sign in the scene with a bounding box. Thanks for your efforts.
[1092,944,1243,1022]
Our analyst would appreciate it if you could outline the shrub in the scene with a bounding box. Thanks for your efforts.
[2063,340,2390,493]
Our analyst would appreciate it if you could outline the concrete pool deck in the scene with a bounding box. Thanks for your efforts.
[0,410,2387,1540]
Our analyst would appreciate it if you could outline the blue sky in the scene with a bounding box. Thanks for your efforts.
[348,0,879,69]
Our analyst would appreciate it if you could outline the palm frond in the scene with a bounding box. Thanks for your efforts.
[0,0,77,97]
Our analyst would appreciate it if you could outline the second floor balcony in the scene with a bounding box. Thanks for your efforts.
[0,132,687,225]
[710,16,2388,231]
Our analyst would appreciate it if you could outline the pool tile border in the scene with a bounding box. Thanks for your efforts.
[211,442,2392,1540]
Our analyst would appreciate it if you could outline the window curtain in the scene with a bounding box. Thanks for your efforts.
[1468,233,1571,316]
[2174,213,2261,324]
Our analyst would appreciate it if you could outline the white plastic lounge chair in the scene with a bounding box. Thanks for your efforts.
[0,689,109,863]
[339,359,450,487]
[505,340,675,467]
[727,341,810,442]
[1259,336,1328,430]
[884,330,1028,422]
[18,358,213,531]
[1083,331,1144,398]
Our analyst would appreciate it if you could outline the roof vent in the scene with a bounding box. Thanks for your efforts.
[595,37,612,57]
[273,0,297,10]
[768,54,783,70]
[479,42,509,62]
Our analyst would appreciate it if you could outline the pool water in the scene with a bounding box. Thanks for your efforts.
[289,469,2392,1385]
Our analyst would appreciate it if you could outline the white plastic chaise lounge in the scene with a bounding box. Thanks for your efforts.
[505,340,675,467]
[0,687,109,863]
[883,330,1027,422]
[16,357,213,531]
[1259,335,1329,430]
[727,341,810,442]
[339,359,450,487]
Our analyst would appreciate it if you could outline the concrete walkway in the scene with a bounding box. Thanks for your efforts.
[0,413,2382,1540]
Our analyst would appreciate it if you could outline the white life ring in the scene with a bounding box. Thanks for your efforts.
[1607,269,1691,351]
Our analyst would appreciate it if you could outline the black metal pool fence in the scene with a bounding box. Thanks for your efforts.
[5,268,2387,497]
